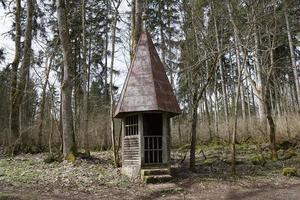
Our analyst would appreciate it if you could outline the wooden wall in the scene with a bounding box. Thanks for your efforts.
[123,136,140,166]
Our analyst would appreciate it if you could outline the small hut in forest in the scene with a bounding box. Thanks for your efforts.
[114,31,180,182]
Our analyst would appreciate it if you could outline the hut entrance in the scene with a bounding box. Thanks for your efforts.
[143,113,163,164]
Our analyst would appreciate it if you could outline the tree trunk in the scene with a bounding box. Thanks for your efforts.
[103,0,109,150]
[246,82,252,120]
[10,0,21,152]
[204,91,212,141]
[227,1,245,122]
[284,0,300,111]
[110,2,121,166]
[204,51,213,140]
[81,0,90,156]
[37,53,53,151]
[56,0,77,160]
[132,0,143,51]
[73,36,82,148]
[230,45,248,176]
[231,75,241,176]
[177,116,182,144]
[189,92,198,171]
[11,0,34,154]
[253,15,265,121]
[212,4,229,140]
[59,71,63,153]
[213,71,219,137]
[265,34,278,160]
[49,101,54,154]
[265,85,277,160]
[226,0,253,174]
[130,0,136,59]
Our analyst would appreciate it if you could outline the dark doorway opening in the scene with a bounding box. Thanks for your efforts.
[143,113,163,164]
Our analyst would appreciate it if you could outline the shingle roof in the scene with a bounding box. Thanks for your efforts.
[114,32,180,118]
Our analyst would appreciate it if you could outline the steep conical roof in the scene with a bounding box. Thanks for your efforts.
[114,32,180,118]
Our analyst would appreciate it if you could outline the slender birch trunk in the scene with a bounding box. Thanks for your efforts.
[110,1,122,166]
[253,13,265,121]
[81,0,90,156]
[38,53,53,151]
[212,8,229,140]
[103,0,109,150]
[284,0,300,111]
[213,70,219,137]
[189,91,199,171]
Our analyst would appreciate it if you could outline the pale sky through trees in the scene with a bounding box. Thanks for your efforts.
[0,6,15,66]
[0,3,130,94]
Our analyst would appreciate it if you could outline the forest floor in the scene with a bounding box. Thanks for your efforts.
[0,141,300,200]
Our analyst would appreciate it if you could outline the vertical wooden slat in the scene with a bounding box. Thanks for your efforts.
[148,137,150,163]
[143,136,164,164]
[152,137,154,163]
[154,138,158,163]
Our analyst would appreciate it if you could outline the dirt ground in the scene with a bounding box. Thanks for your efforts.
[1,177,300,200]
[1,142,300,200]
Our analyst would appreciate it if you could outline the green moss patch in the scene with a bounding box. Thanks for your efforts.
[282,167,298,177]
[249,155,266,166]
[43,153,61,164]
[203,159,215,166]
[282,149,297,160]
[65,152,76,163]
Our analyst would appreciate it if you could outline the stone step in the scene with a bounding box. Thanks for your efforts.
[143,174,173,184]
[141,168,170,176]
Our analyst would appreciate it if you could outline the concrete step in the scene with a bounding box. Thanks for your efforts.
[141,168,170,176]
[143,174,173,184]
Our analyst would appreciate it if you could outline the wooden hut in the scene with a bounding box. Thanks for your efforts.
[114,32,180,182]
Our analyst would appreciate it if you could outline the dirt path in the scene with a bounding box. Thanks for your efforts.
[174,181,300,200]
[224,184,300,200]
[1,180,300,200]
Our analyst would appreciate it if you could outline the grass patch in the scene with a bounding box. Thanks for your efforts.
[282,149,297,160]
[0,152,131,189]
[0,194,23,200]
[0,159,41,184]
[178,144,190,153]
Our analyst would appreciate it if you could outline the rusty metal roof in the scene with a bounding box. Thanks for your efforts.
[114,32,180,118]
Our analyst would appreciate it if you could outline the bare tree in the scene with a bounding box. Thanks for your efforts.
[11,0,34,154]
[284,0,300,111]
[37,51,54,151]
[212,2,229,140]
